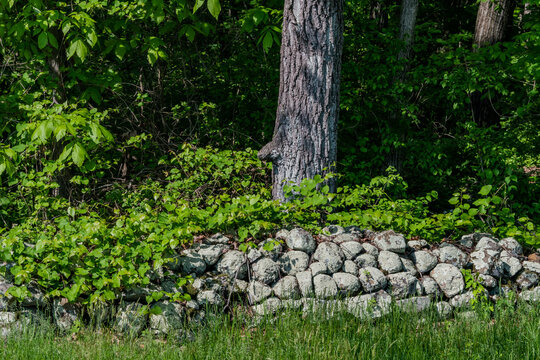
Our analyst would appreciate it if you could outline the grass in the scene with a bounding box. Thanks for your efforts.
[1,301,539,360]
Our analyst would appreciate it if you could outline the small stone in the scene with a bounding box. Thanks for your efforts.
[528,253,540,262]
[285,228,316,254]
[345,226,364,236]
[53,298,80,332]
[204,233,229,245]
[346,290,392,319]
[273,276,301,299]
[523,261,540,274]
[386,272,419,299]
[114,303,147,336]
[217,250,247,279]
[498,237,523,256]
[247,281,272,304]
[449,291,475,308]
[407,240,429,250]
[333,233,358,244]
[410,250,438,274]
[519,287,540,302]
[498,250,522,278]
[362,243,379,256]
[459,234,475,248]
[252,257,280,284]
[401,257,418,277]
[313,242,344,273]
[175,251,206,275]
[475,237,500,252]
[322,225,345,236]
[373,230,406,253]
[342,260,358,274]
[340,241,364,260]
[438,244,468,268]
[435,302,452,318]
[247,248,263,263]
[396,296,431,313]
[358,266,387,293]
[430,263,465,298]
[275,229,290,240]
[455,311,478,321]
[231,279,249,293]
[197,290,223,307]
[197,244,229,266]
[420,276,441,297]
[479,274,497,288]
[378,251,403,274]
[470,248,500,276]
[149,301,184,336]
[333,272,361,295]
[253,297,282,316]
[278,251,310,275]
[354,253,378,269]
[313,274,338,298]
[309,262,329,276]
[516,271,538,290]
[296,270,314,297]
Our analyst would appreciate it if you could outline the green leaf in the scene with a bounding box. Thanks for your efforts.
[193,0,205,13]
[38,32,48,49]
[71,143,88,167]
[478,185,492,196]
[448,196,459,205]
[262,31,273,52]
[48,33,58,49]
[207,0,221,19]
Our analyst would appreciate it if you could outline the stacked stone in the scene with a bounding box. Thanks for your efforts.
[1,229,539,336]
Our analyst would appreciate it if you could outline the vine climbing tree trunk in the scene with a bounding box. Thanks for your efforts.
[258,0,344,202]
[472,0,516,126]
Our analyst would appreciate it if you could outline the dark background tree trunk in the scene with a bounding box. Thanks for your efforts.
[258,0,344,202]
[472,0,516,126]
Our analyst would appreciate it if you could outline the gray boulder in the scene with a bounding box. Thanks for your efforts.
[296,270,314,297]
[247,281,272,304]
[435,301,452,318]
[342,260,359,274]
[386,272,419,299]
[378,251,403,274]
[407,240,429,250]
[309,262,329,276]
[411,250,438,274]
[340,241,364,260]
[475,237,500,252]
[204,233,229,245]
[516,271,539,290]
[400,257,418,277]
[362,243,379,256]
[252,297,283,316]
[278,251,310,275]
[322,225,345,236]
[53,298,80,332]
[313,242,344,273]
[498,237,523,256]
[519,287,540,302]
[197,244,228,266]
[396,296,431,313]
[498,250,522,278]
[149,301,184,336]
[286,228,316,254]
[333,272,361,295]
[273,276,301,299]
[252,257,280,284]
[523,261,540,274]
[358,266,387,293]
[346,290,392,319]
[174,251,206,275]
[438,244,468,268]
[313,274,338,298]
[333,233,358,244]
[479,274,497,288]
[420,276,441,297]
[114,303,147,336]
[470,248,500,276]
[430,263,465,298]
[197,290,223,307]
[449,291,475,308]
[373,230,407,253]
[354,253,378,268]
[217,250,248,279]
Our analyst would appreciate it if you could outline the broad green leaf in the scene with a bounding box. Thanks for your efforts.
[207,0,221,19]
[262,31,273,52]
[193,0,205,13]
[38,32,48,49]
[75,40,88,61]
[48,33,58,49]
[448,196,459,205]
[478,185,492,196]
[71,142,88,167]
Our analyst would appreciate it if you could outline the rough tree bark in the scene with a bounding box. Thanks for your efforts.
[472,0,516,126]
[397,0,419,63]
[258,0,344,202]
[370,0,389,31]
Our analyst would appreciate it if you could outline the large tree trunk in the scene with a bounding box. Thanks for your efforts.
[258,0,344,202]
[472,0,515,126]
[474,0,515,47]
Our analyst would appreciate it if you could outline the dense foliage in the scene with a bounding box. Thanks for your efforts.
[0,0,539,305]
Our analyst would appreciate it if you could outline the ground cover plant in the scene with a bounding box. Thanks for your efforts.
[1,301,539,360]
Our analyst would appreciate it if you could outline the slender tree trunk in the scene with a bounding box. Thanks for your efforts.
[258,0,344,202]
[370,0,388,31]
[398,0,419,63]
[472,0,515,126]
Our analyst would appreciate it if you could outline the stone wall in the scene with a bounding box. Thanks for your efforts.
[1,227,539,336]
